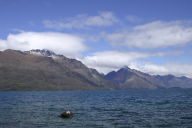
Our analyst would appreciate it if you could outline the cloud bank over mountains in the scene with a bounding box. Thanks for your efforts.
[0,32,87,57]
[1,12,192,77]
[80,51,166,73]
[80,51,192,78]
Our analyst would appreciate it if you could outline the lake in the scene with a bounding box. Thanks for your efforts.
[0,88,192,128]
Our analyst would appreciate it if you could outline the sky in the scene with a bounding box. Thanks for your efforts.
[0,0,192,77]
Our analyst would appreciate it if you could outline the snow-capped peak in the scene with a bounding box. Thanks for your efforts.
[29,49,59,58]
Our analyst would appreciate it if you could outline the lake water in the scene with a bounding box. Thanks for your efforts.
[0,88,192,128]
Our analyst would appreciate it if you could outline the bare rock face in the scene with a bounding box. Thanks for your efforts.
[59,111,73,118]
[0,49,114,91]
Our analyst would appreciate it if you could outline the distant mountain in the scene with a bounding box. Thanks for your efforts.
[105,66,192,89]
[0,49,115,91]
[0,49,191,91]
[155,75,192,88]
[105,66,164,89]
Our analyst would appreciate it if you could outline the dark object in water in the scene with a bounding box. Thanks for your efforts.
[59,111,73,118]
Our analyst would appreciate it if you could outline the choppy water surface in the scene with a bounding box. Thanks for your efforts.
[0,88,192,128]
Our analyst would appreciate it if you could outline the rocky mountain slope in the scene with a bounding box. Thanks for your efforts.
[155,75,192,88]
[0,49,191,91]
[105,66,192,89]
[0,49,115,91]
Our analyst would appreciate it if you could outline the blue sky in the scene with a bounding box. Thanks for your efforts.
[0,0,192,77]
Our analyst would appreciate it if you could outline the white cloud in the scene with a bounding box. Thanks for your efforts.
[0,40,7,50]
[79,50,192,78]
[79,51,166,73]
[105,21,192,48]
[43,11,119,29]
[0,32,88,57]
[137,63,192,78]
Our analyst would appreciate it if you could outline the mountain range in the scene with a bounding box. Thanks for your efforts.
[105,66,192,89]
[0,49,191,91]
